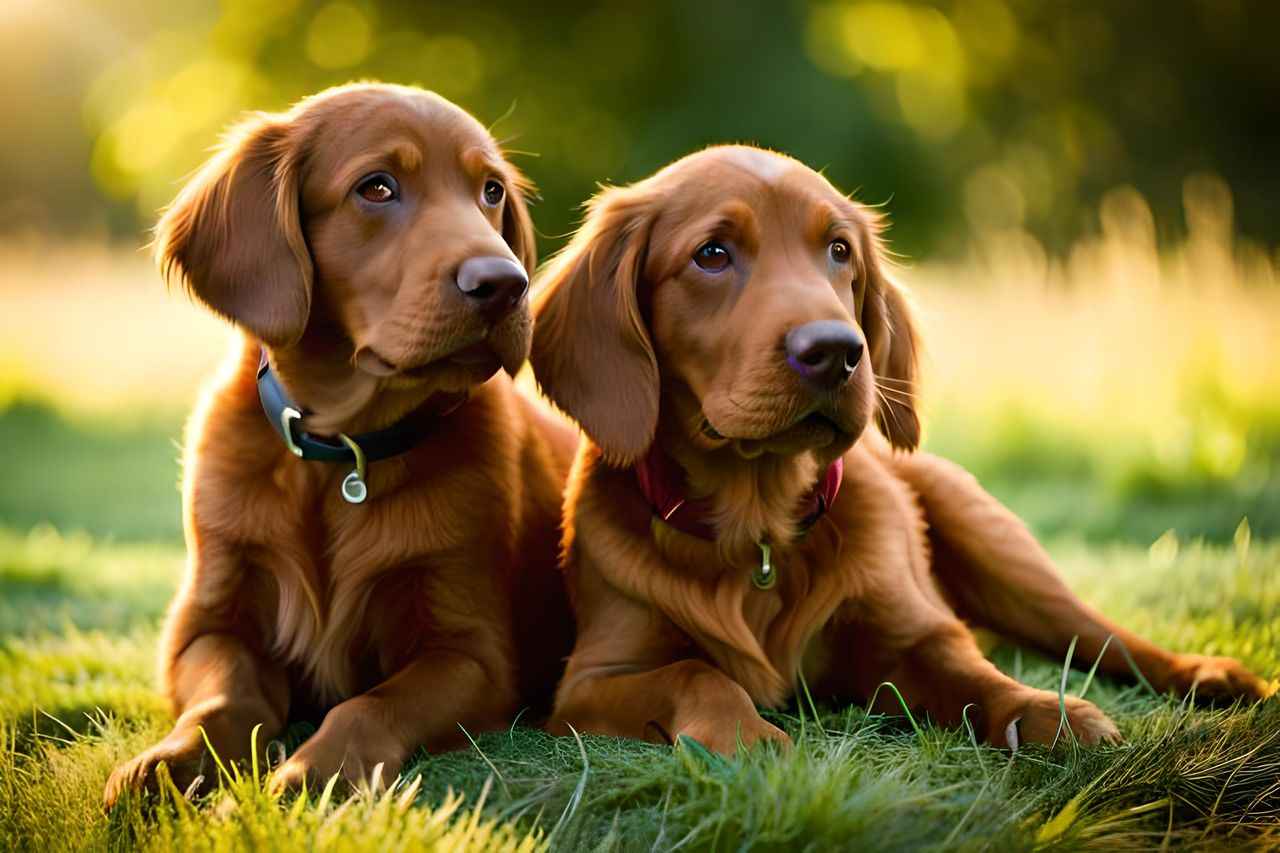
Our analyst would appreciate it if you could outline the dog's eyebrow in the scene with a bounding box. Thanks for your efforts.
[461,146,506,180]
[705,201,759,247]
[335,139,423,190]
[814,203,857,239]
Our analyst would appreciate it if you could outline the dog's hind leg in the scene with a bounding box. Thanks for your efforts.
[890,450,1269,702]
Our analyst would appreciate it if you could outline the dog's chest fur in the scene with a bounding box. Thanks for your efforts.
[238,460,476,704]
[641,523,851,708]
[631,441,928,708]
[189,387,519,707]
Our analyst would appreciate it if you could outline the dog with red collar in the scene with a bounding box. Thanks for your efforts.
[530,145,1269,754]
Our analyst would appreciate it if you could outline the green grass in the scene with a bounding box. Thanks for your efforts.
[2,401,1278,851]
[927,400,1280,546]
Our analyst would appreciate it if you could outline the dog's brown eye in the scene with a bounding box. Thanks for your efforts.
[357,173,398,204]
[482,179,505,207]
[693,241,731,273]
[829,239,852,263]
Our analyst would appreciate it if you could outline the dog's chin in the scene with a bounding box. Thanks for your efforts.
[396,347,501,391]
[696,378,870,459]
[359,317,531,393]
[730,412,853,459]
[698,403,863,459]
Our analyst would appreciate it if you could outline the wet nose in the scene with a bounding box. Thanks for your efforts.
[455,256,529,320]
[784,320,865,389]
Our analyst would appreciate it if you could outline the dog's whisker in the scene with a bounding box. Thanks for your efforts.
[876,387,908,438]
[875,386,917,404]
[875,382,917,401]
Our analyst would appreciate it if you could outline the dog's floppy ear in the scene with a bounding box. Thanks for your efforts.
[155,113,313,348]
[501,166,538,275]
[857,208,921,451]
[531,186,658,466]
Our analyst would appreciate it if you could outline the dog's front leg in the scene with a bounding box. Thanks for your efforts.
[268,646,509,792]
[104,631,289,808]
[549,580,790,755]
[551,658,790,755]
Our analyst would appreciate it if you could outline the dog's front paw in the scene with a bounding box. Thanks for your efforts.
[268,739,404,794]
[674,714,792,756]
[104,728,209,809]
[1160,654,1271,702]
[986,689,1121,750]
[268,700,406,794]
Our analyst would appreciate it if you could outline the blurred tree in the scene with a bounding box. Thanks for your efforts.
[1,0,1277,259]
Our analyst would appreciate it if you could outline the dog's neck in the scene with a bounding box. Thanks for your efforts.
[264,333,454,437]
[627,415,841,707]
[654,413,824,560]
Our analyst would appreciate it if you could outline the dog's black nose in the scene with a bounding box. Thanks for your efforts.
[785,320,865,389]
[456,256,529,320]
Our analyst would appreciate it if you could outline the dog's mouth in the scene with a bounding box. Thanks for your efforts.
[356,340,502,383]
[403,342,500,377]
[703,410,850,458]
[356,307,532,386]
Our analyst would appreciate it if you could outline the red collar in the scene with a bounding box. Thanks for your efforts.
[634,444,844,542]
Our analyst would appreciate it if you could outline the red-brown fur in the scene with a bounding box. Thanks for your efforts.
[104,84,574,807]
[531,145,1270,755]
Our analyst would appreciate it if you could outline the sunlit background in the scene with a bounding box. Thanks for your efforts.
[2,0,1278,548]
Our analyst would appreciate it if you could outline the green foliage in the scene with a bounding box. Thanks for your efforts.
[925,425,1280,546]
[6,1,1280,256]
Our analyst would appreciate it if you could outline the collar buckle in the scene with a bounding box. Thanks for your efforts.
[279,407,305,457]
[256,347,451,504]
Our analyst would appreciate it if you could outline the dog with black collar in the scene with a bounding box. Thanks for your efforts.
[104,83,576,806]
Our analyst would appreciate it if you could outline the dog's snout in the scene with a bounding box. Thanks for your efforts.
[456,256,529,320]
[784,320,864,389]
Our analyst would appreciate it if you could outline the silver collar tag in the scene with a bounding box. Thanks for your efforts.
[752,540,775,590]
[337,433,369,504]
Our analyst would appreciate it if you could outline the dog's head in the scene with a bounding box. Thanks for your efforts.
[156,83,537,395]
[532,145,918,468]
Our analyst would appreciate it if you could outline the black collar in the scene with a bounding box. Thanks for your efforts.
[255,349,461,501]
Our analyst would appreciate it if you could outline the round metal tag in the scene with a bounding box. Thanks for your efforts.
[751,540,776,590]
[341,472,368,504]
[751,563,776,590]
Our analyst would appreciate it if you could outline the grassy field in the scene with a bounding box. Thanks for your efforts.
[2,190,1279,851]
[3,523,1278,850]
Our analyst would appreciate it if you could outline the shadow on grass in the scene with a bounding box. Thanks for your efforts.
[0,525,176,636]
[1,398,185,543]
[0,576,168,636]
